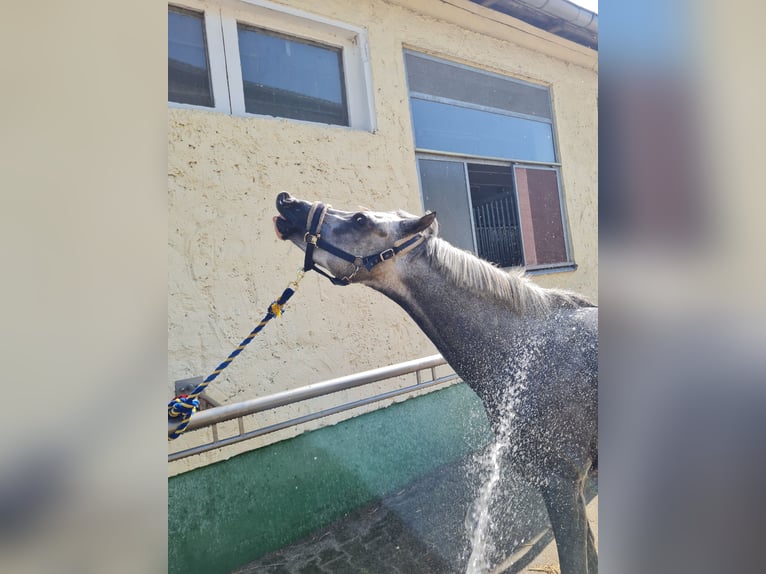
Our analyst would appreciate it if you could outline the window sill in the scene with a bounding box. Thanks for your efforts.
[167,103,377,133]
[522,262,578,276]
[237,110,371,132]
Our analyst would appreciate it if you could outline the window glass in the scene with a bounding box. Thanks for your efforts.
[168,6,213,107]
[237,25,348,125]
[405,53,552,120]
[514,167,568,265]
[418,159,475,253]
[411,98,555,162]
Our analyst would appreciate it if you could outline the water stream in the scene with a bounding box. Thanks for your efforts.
[465,424,512,573]
[465,348,535,574]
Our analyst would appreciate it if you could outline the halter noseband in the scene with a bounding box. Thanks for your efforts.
[302,202,425,286]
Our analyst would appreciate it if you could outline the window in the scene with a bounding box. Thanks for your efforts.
[514,166,568,266]
[237,25,348,125]
[167,0,374,130]
[168,6,213,107]
[406,52,572,271]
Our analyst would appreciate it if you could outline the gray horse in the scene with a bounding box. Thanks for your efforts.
[274,192,598,574]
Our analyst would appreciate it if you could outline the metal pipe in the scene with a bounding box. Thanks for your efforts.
[169,354,448,434]
[468,0,598,48]
[168,371,460,461]
[519,0,597,33]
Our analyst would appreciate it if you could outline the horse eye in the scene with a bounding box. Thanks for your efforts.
[353,213,368,226]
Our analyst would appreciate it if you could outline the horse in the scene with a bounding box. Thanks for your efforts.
[274,192,598,573]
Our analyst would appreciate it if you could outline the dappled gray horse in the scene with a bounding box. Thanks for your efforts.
[274,192,598,574]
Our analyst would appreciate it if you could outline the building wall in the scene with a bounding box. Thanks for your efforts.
[168,0,597,471]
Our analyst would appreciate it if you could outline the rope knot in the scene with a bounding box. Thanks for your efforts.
[269,301,284,317]
[168,395,200,419]
[168,395,200,440]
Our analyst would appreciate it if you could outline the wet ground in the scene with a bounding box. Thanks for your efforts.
[233,453,597,574]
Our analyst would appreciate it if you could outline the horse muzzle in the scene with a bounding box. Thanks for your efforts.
[274,192,310,241]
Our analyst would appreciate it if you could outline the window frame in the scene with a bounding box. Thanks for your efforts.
[168,0,376,131]
[405,50,555,124]
[415,153,575,272]
[511,164,573,272]
[232,22,350,125]
[168,1,230,113]
[405,50,574,272]
[404,49,560,164]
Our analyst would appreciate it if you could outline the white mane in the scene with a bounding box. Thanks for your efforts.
[424,237,593,316]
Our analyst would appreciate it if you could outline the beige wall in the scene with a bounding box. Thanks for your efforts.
[168,0,597,470]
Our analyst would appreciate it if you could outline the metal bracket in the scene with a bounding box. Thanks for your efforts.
[174,376,204,396]
[174,376,222,408]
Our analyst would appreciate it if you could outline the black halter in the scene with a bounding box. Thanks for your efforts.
[303,202,425,286]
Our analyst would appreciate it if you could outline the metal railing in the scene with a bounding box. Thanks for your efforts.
[168,354,458,462]
[473,195,523,267]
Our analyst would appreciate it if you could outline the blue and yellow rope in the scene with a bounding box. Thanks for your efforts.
[168,271,304,440]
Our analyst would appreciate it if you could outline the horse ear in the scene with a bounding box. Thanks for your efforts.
[403,211,437,235]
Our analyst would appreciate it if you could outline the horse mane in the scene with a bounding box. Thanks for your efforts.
[424,236,594,316]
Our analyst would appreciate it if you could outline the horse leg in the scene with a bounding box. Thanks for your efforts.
[539,473,595,574]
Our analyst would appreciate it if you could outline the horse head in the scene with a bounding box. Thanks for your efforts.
[274,192,436,285]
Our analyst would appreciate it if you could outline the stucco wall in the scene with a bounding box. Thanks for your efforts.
[168,0,597,471]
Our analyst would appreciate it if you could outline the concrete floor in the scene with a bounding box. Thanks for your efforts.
[233,454,598,574]
[493,494,598,574]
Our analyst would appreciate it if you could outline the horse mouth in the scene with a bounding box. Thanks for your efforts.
[274,192,305,240]
[273,214,298,240]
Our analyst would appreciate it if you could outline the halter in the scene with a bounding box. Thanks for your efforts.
[303,201,425,286]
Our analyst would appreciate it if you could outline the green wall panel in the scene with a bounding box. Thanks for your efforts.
[168,383,491,574]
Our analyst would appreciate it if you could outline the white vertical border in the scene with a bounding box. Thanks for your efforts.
[220,16,246,115]
[205,8,231,114]
[347,32,376,132]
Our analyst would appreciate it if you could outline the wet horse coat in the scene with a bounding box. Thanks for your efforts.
[274,192,598,573]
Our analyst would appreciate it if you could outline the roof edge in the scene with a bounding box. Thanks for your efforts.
[471,0,598,50]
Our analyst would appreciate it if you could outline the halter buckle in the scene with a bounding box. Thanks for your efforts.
[379,248,395,262]
[341,265,360,283]
[304,232,319,245]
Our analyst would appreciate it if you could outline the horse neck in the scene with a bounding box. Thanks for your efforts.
[369,245,528,383]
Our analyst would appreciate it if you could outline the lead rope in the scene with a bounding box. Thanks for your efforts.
[168,270,306,440]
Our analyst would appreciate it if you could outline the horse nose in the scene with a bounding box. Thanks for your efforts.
[276,192,293,208]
